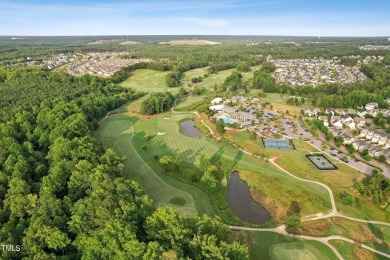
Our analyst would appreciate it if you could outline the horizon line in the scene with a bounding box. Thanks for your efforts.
[1,34,390,38]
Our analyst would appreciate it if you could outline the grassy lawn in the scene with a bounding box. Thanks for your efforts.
[292,217,389,255]
[239,168,330,222]
[246,231,337,260]
[93,115,215,217]
[181,67,209,81]
[274,155,389,222]
[294,139,320,152]
[250,92,311,115]
[120,69,178,93]
[224,131,264,155]
[174,96,206,110]
[197,68,236,91]
[329,240,388,260]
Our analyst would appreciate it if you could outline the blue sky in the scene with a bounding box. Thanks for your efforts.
[0,0,389,36]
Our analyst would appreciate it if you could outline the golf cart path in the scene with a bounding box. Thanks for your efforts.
[229,224,390,259]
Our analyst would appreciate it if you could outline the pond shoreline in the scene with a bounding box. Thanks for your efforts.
[228,171,271,224]
[180,120,203,137]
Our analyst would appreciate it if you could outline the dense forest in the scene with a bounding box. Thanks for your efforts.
[0,67,247,259]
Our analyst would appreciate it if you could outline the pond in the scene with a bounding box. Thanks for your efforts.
[180,120,203,137]
[227,172,271,224]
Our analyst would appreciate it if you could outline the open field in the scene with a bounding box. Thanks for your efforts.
[224,131,264,154]
[274,154,389,222]
[182,67,209,81]
[329,240,388,260]
[120,69,175,93]
[93,115,215,217]
[250,92,311,115]
[247,231,337,260]
[196,68,236,90]
[239,168,330,221]
[159,40,222,45]
[119,40,140,45]
[294,218,390,255]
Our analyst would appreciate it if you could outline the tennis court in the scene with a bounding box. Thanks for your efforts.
[262,138,295,150]
[306,154,338,170]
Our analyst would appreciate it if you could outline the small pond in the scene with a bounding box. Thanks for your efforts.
[180,120,203,137]
[227,172,270,224]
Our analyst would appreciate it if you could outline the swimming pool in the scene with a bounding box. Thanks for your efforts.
[218,116,234,124]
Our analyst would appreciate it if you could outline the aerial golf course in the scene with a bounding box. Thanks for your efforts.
[93,66,390,260]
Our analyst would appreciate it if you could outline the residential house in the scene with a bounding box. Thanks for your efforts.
[371,131,382,143]
[380,109,390,118]
[357,109,368,118]
[365,102,378,111]
[335,108,345,116]
[374,149,390,159]
[368,145,380,157]
[354,117,366,128]
[368,109,379,118]
[325,108,335,116]
[312,108,321,116]
[341,115,356,129]
[346,108,357,115]
[378,134,388,146]
[302,108,313,117]
[318,116,329,127]
[331,116,343,129]
[365,128,375,141]
[341,133,355,145]
[359,128,368,138]
[239,121,252,129]
[211,97,223,104]
[209,105,225,111]
[354,140,367,152]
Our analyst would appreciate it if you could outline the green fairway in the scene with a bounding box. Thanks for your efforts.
[181,67,209,81]
[247,231,337,260]
[120,69,175,93]
[93,115,215,217]
[195,68,236,90]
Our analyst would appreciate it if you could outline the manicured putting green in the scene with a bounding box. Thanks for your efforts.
[269,242,332,260]
[247,232,337,260]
